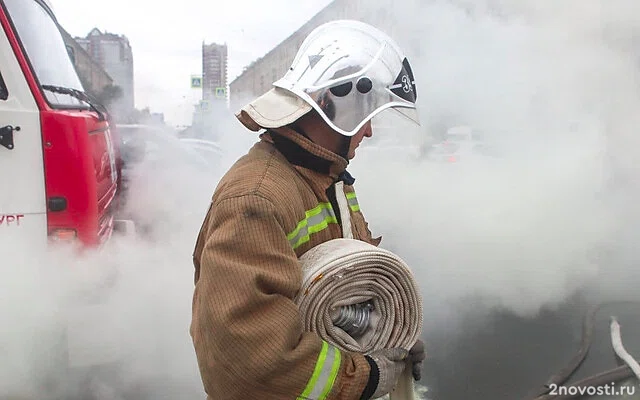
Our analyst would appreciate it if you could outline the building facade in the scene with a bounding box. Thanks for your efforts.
[60,27,113,96]
[202,42,228,103]
[75,28,135,119]
[183,42,229,140]
[229,0,409,110]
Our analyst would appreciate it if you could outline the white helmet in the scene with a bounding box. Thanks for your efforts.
[236,20,420,137]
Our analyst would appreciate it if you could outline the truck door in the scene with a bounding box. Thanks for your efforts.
[0,7,48,250]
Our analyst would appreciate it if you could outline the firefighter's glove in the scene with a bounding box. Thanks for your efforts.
[408,339,426,381]
[362,347,409,399]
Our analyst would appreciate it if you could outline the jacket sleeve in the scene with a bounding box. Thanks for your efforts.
[190,194,371,400]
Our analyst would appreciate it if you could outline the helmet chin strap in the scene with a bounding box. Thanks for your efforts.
[338,134,351,162]
[290,112,351,161]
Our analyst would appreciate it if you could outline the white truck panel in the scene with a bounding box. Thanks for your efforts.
[0,18,48,242]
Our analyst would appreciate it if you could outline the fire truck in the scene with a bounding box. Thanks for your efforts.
[1,2,136,396]
[0,0,131,250]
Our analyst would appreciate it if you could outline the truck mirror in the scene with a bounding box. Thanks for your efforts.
[66,44,75,64]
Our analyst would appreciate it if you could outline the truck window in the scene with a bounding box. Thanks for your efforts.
[0,71,7,100]
[3,0,86,108]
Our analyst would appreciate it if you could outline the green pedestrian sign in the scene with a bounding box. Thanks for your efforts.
[191,75,203,88]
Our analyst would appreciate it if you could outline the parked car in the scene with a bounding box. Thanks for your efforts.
[113,124,223,238]
[116,124,222,185]
[178,138,224,164]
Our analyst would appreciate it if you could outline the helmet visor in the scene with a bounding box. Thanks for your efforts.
[274,21,419,136]
[391,105,421,126]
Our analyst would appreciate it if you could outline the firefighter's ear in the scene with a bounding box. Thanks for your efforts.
[318,91,336,121]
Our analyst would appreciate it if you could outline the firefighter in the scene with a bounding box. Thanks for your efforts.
[191,20,425,399]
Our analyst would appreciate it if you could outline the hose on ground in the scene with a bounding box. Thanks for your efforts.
[610,316,640,382]
[525,301,640,400]
[523,305,600,399]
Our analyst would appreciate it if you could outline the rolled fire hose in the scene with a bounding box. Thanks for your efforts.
[294,238,423,399]
[293,182,423,400]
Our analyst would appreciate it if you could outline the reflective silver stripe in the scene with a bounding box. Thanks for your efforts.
[287,203,337,250]
[346,191,359,212]
[297,341,342,400]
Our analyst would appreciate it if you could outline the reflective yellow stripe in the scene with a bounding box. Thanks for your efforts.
[320,349,341,399]
[346,191,360,212]
[298,341,342,400]
[287,203,338,250]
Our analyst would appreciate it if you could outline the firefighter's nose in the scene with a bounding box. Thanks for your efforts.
[364,121,373,138]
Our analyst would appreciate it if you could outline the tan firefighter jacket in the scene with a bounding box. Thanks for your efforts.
[191,126,382,400]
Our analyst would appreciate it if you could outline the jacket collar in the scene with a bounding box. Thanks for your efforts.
[260,126,350,181]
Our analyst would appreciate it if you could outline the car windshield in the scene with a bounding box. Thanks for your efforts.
[3,0,85,108]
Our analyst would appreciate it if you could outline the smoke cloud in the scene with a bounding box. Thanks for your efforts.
[350,0,640,398]
[3,1,640,399]
[335,0,640,320]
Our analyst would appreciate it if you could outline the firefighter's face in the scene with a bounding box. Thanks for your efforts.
[296,111,373,160]
[347,120,373,160]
